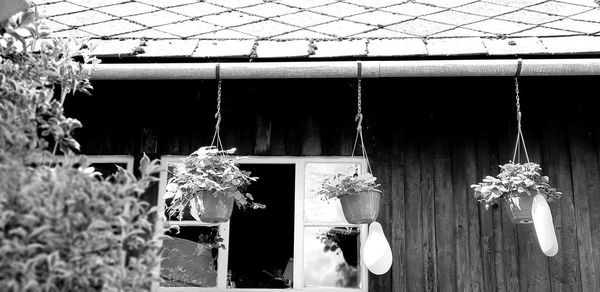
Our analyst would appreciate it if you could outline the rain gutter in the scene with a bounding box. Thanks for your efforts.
[89,59,600,80]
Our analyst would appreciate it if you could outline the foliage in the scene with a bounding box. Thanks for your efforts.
[470,162,562,209]
[164,146,264,221]
[1,7,164,291]
[0,155,164,291]
[1,9,98,157]
[318,227,357,255]
[317,167,381,200]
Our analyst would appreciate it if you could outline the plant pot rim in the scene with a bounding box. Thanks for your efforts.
[504,189,547,199]
[344,189,383,196]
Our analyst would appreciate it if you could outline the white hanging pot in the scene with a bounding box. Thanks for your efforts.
[532,194,559,257]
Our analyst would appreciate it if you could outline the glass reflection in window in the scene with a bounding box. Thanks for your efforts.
[304,163,359,223]
[304,227,360,288]
[160,226,221,287]
[89,162,128,178]
[163,162,197,221]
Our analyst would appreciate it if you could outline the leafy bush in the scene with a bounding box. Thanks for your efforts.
[0,155,163,291]
[470,162,562,209]
[318,167,381,200]
[1,7,163,291]
[164,146,264,221]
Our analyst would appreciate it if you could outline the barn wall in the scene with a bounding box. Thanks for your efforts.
[66,76,600,292]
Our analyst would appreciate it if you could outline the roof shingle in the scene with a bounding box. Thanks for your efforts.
[34,0,600,58]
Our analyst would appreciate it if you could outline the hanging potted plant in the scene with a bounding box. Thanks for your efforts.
[165,66,263,223]
[470,162,561,223]
[316,61,383,225]
[164,146,264,223]
[471,65,561,225]
[318,168,382,224]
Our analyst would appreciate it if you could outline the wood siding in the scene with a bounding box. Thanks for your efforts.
[67,76,600,292]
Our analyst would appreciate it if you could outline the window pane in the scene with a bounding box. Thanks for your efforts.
[304,227,360,288]
[160,226,220,287]
[304,163,359,223]
[89,162,127,178]
[164,162,197,221]
[228,164,295,289]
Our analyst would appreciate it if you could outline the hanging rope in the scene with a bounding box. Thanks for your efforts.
[511,58,530,164]
[211,64,225,151]
[351,61,373,174]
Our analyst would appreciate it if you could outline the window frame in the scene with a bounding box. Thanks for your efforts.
[155,156,369,292]
[85,155,134,174]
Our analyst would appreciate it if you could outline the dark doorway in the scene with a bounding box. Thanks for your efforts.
[228,163,295,288]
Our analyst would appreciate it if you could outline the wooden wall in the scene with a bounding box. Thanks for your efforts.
[66,76,600,292]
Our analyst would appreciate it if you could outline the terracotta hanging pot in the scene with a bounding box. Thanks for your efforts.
[339,190,382,224]
[198,190,235,223]
[504,190,535,224]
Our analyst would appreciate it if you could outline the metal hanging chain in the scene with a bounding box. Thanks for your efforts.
[351,61,373,174]
[511,58,530,164]
[211,64,224,151]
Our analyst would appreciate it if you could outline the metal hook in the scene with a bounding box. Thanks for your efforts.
[215,115,221,130]
[515,58,522,78]
[216,63,221,81]
[355,113,363,130]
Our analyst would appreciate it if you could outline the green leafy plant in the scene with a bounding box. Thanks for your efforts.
[1,7,164,291]
[470,162,562,209]
[1,8,99,156]
[164,146,264,221]
[0,154,165,291]
[317,167,381,200]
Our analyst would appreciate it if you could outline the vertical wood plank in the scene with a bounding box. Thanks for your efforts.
[433,122,456,292]
[301,113,322,156]
[268,112,286,156]
[284,105,302,156]
[376,134,393,292]
[254,114,272,155]
[166,127,180,154]
[140,128,158,155]
[390,116,407,292]
[368,80,392,292]
[222,113,237,152]
[339,112,354,156]
[569,116,598,292]
[496,112,520,292]
[464,124,485,292]
[237,106,256,156]
[405,126,424,292]
[583,108,600,292]
[483,101,507,292]
[123,127,136,154]
[451,122,471,292]
[475,114,495,292]
[543,112,581,291]
[594,113,600,292]
[420,118,437,292]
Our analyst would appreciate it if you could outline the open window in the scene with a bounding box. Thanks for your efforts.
[156,157,368,292]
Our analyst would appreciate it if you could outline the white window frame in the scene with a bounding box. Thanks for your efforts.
[155,156,369,292]
[84,155,135,173]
